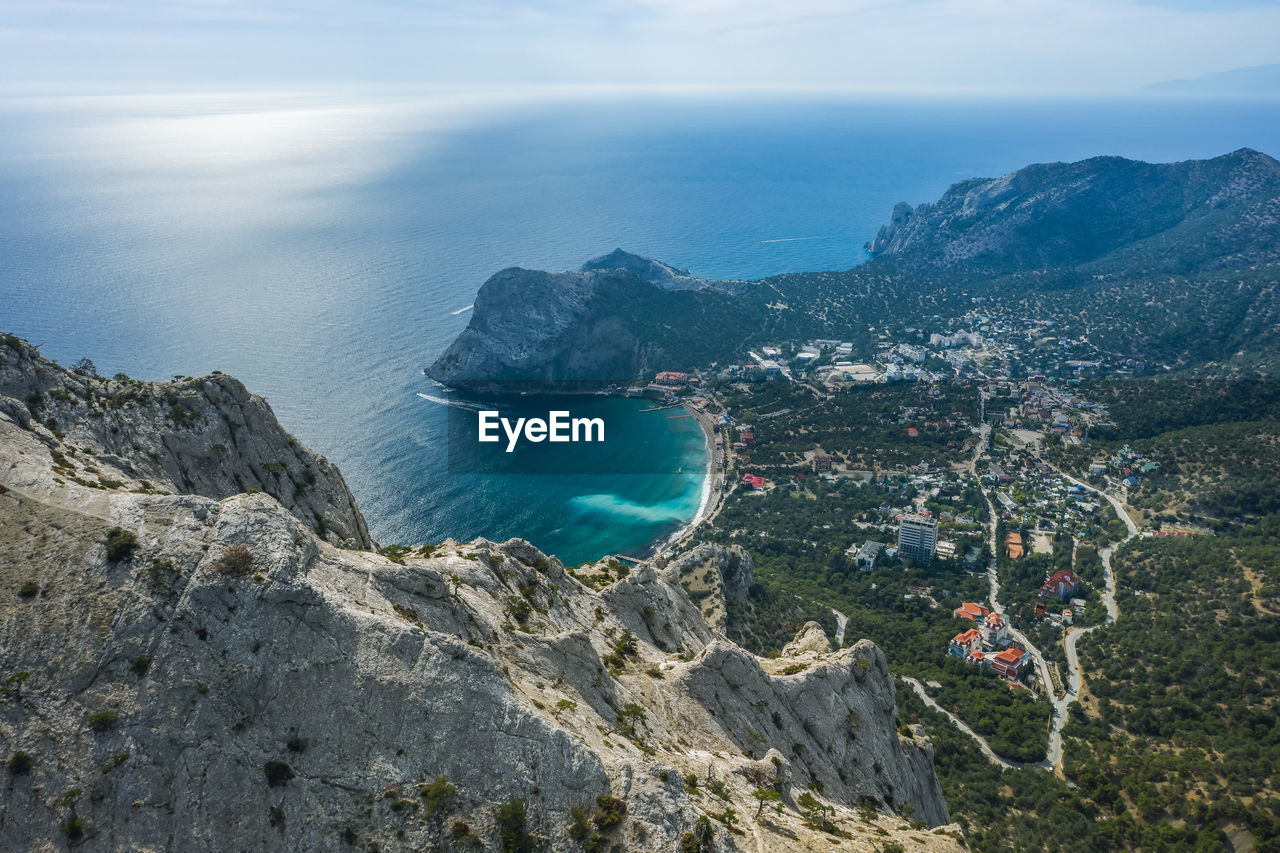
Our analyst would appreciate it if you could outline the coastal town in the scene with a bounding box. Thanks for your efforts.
[635,315,1179,773]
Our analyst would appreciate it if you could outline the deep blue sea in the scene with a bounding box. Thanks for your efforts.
[2,91,1278,563]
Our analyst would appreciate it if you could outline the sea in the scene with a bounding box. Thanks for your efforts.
[2,90,1279,564]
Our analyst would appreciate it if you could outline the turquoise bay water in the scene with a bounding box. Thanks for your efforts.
[2,92,1279,563]
[435,393,710,562]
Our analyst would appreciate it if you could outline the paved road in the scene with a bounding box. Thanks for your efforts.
[954,430,1139,771]
[1048,465,1137,768]
[901,676,1029,770]
[979,487,1066,766]
[969,428,1058,735]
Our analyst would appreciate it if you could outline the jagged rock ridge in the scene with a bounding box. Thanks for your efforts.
[0,336,960,852]
[0,336,371,549]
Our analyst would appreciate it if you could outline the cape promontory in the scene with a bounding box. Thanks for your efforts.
[429,150,1280,385]
[427,250,752,389]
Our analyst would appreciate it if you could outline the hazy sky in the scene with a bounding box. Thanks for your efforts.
[2,0,1278,94]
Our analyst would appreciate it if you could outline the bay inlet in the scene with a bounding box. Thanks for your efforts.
[428,389,709,565]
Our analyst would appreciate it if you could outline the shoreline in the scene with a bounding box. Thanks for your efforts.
[658,402,723,558]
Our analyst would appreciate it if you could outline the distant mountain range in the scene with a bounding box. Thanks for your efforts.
[429,149,1280,386]
[864,149,1280,271]
[1147,64,1280,97]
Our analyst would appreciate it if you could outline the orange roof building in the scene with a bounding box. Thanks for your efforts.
[981,613,1010,647]
[1041,568,1080,601]
[990,647,1029,680]
[953,602,991,622]
[949,628,983,658]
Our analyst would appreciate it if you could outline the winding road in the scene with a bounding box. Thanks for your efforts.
[1048,466,1136,765]
[930,423,1141,772]
[902,676,1029,770]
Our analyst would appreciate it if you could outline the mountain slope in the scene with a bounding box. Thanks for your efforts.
[427,255,781,388]
[580,248,708,291]
[0,335,959,852]
[865,148,1280,273]
[0,335,371,548]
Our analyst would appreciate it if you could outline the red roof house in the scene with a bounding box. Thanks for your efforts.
[1040,569,1079,601]
[981,613,1009,647]
[990,648,1029,680]
[949,628,983,658]
[953,602,991,622]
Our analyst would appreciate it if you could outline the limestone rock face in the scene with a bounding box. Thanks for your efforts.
[425,253,749,390]
[780,620,832,658]
[0,337,960,852]
[428,266,611,388]
[664,543,754,631]
[866,201,916,254]
[0,337,371,548]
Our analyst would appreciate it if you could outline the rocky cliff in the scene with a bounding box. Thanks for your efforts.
[664,543,755,633]
[0,335,960,852]
[426,251,763,390]
[0,336,371,549]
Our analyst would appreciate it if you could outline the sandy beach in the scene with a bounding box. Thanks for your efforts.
[662,402,727,555]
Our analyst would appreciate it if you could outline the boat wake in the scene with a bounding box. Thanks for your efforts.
[416,392,486,412]
[450,304,474,315]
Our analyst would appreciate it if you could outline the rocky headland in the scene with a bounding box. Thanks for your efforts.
[429,149,1280,386]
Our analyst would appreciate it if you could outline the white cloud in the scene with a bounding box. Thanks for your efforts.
[0,0,1277,93]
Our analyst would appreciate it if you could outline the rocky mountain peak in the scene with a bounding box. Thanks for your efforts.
[580,249,703,290]
[0,335,371,548]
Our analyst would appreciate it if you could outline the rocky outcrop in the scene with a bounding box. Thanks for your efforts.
[427,265,633,388]
[426,252,754,390]
[865,201,917,254]
[0,336,371,548]
[0,340,959,852]
[664,543,754,632]
[580,248,706,291]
